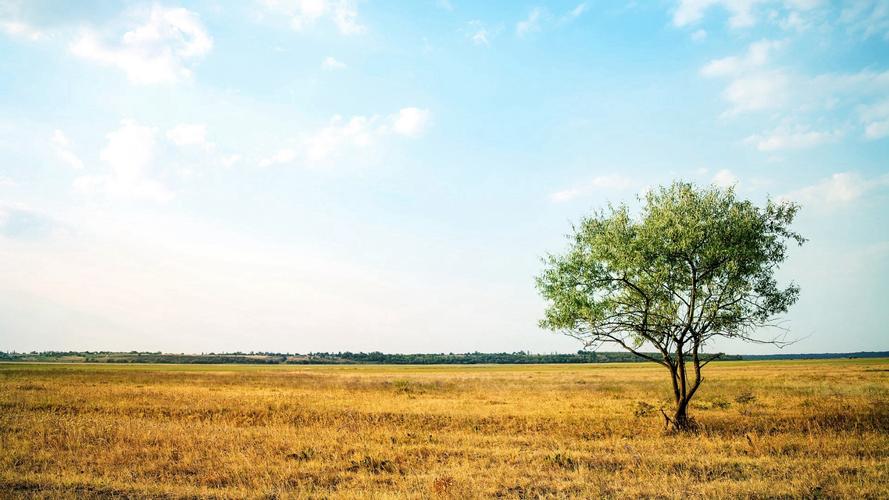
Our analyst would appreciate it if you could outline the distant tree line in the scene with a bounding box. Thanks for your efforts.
[1,350,886,365]
[290,351,641,364]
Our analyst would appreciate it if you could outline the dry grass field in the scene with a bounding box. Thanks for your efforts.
[1,359,887,498]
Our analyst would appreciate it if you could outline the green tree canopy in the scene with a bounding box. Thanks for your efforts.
[536,181,805,429]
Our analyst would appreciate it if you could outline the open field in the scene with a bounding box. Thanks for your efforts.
[1,360,887,498]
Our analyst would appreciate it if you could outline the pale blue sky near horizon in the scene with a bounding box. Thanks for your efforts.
[0,0,887,355]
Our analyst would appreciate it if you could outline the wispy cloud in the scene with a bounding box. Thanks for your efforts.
[673,0,821,30]
[566,3,588,20]
[258,148,298,167]
[0,20,46,41]
[51,129,84,169]
[840,0,889,41]
[259,0,365,35]
[701,37,889,146]
[516,8,543,37]
[69,5,212,85]
[700,40,791,117]
[391,107,431,138]
[467,20,499,46]
[712,169,738,187]
[744,125,843,151]
[700,39,784,78]
[74,120,172,203]
[167,123,215,151]
[0,1,49,42]
[859,99,889,140]
[260,107,431,167]
[674,0,889,44]
[550,175,635,203]
[779,172,889,208]
[321,56,346,71]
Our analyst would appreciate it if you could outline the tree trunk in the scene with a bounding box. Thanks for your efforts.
[672,399,691,431]
[663,355,699,431]
[669,361,698,431]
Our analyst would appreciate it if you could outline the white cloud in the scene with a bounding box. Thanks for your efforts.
[260,107,431,166]
[674,0,764,28]
[865,120,889,140]
[780,10,808,31]
[99,120,159,184]
[51,129,83,169]
[259,148,298,167]
[166,123,214,151]
[516,8,542,37]
[262,0,328,31]
[701,56,742,78]
[744,126,842,151]
[332,1,365,35]
[70,6,212,85]
[467,20,497,46]
[700,39,784,77]
[260,117,374,166]
[673,0,821,29]
[840,0,889,41]
[668,0,889,44]
[472,28,490,46]
[721,71,790,115]
[700,40,792,116]
[470,27,491,47]
[321,56,346,70]
[304,115,377,163]
[550,175,635,203]
[859,99,889,140]
[165,123,245,169]
[301,108,429,162]
[779,172,889,208]
[0,20,45,41]
[691,28,708,41]
[694,11,889,147]
[51,129,71,148]
[221,154,242,168]
[55,149,84,170]
[260,0,365,35]
[74,120,172,203]
[0,2,48,42]
[550,188,583,203]
[391,107,430,138]
[703,39,889,140]
[712,169,738,187]
[567,3,588,20]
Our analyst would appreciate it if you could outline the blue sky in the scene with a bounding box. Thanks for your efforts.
[0,0,887,354]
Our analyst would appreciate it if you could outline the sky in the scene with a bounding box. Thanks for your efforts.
[0,0,887,355]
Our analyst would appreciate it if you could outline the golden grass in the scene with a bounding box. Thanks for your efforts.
[1,359,887,498]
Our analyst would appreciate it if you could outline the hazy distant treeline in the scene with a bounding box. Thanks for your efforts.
[0,351,660,364]
[1,350,886,364]
[292,351,668,364]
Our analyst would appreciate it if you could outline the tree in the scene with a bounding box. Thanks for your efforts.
[536,181,805,430]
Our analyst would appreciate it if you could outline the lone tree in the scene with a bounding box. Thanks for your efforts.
[536,181,805,430]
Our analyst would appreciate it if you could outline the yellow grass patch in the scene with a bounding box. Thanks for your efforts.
[1,360,887,498]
